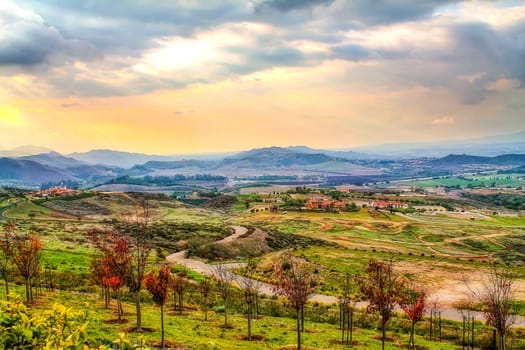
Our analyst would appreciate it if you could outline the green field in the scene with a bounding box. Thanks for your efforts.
[401,174,524,189]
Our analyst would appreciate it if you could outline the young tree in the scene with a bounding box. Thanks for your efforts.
[211,263,234,328]
[358,259,403,350]
[0,222,15,300]
[122,200,152,332]
[88,229,132,323]
[400,284,426,349]
[172,270,190,315]
[236,261,264,341]
[472,266,517,350]
[11,233,42,304]
[273,257,314,350]
[198,277,214,321]
[144,265,173,350]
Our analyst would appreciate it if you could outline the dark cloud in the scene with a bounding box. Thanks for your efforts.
[0,4,99,67]
[329,0,460,26]
[260,0,334,12]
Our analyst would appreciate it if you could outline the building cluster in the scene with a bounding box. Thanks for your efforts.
[304,196,345,211]
[34,186,76,198]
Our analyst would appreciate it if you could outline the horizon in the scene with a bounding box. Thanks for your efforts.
[1,128,525,157]
[1,1,525,154]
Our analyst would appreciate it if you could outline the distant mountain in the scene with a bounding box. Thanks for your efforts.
[353,131,525,157]
[0,158,78,184]
[19,152,86,168]
[68,150,175,168]
[68,150,232,168]
[286,146,381,160]
[0,145,54,157]
[221,146,342,168]
[432,154,525,167]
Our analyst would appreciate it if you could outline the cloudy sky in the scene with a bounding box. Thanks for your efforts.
[0,0,524,154]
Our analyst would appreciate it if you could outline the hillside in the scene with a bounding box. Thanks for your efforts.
[220,146,341,168]
[0,158,78,184]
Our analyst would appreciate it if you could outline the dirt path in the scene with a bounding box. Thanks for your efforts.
[165,226,525,327]
[165,226,338,304]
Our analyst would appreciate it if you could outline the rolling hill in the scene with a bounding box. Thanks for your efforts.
[0,158,78,184]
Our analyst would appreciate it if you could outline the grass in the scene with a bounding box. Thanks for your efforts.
[3,200,74,220]
[402,175,524,189]
[24,288,464,350]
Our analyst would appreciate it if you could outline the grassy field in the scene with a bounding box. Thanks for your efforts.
[401,175,524,189]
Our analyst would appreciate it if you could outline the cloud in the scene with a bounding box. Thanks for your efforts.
[432,116,455,125]
[0,1,98,67]
[259,0,334,12]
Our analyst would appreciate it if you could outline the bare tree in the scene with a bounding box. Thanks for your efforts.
[123,199,152,332]
[273,256,314,350]
[172,269,190,315]
[211,263,234,328]
[358,259,403,350]
[236,261,264,341]
[470,265,517,350]
[198,277,214,321]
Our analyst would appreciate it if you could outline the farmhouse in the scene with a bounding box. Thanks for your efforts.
[305,196,345,211]
[371,200,409,209]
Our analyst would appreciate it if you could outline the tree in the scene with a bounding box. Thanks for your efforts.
[236,261,264,341]
[211,263,234,328]
[144,265,172,349]
[88,229,132,323]
[122,200,152,332]
[400,284,426,349]
[471,266,517,350]
[358,259,403,350]
[172,269,190,315]
[198,277,214,321]
[273,256,314,350]
[0,222,15,300]
[11,233,42,304]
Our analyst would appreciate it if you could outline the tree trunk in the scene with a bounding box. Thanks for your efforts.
[382,320,386,350]
[301,305,305,332]
[160,304,165,350]
[224,299,228,328]
[4,278,9,300]
[178,292,183,315]
[410,322,415,349]
[247,301,252,341]
[500,333,506,350]
[24,278,30,304]
[296,309,301,350]
[203,296,208,321]
[135,291,142,331]
[117,289,123,323]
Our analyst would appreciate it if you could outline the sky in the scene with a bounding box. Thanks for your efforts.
[0,0,524,155]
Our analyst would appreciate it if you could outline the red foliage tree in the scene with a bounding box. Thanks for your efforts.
[358,259,403,350]
[400,285,426,349]
[273,257,314,350]
[11,233,42,304]
[88,229,131,323]
[144,265,172,349]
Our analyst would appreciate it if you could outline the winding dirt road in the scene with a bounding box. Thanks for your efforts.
[165,225,525,326]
